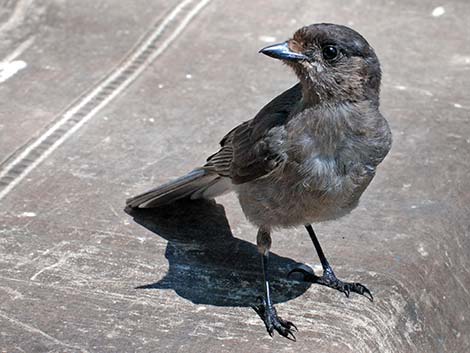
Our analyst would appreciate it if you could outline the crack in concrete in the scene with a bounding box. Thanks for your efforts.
[0,309,89,352]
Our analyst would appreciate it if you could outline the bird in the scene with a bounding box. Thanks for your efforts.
[126,23,392,340]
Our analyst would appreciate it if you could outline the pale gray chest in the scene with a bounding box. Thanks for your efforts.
[236,105,382,227]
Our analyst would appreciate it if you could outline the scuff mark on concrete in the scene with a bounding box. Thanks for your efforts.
[30,252,72,281]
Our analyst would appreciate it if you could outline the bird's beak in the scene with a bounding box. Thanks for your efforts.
[259,41,307,62]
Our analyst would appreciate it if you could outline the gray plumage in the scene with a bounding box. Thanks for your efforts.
[127,24,391,229]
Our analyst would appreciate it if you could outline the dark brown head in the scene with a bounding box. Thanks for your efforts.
[260,23,381,106]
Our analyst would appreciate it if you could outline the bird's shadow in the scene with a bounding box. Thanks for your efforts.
[125,199,311,307]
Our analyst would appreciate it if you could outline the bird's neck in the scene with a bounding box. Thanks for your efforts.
[298,77,322,107]
[299,77,378,108]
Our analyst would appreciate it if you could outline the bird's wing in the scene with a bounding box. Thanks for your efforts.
[205,83,302,184]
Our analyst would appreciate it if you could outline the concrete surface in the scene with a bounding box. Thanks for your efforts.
[1,0,469,352]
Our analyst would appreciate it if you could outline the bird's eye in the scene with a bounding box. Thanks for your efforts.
[322,45,339,61]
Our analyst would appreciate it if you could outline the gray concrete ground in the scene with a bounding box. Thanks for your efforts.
[1,0,469,352]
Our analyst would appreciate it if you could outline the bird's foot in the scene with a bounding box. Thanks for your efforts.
[288,264,373,301]
[252,297,297,340]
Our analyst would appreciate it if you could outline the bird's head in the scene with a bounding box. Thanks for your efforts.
[260,23,381,106]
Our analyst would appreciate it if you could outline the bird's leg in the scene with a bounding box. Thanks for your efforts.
[252,226,297,340]
[289,224,373,301]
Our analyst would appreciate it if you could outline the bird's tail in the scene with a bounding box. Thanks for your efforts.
[126,168,231,208]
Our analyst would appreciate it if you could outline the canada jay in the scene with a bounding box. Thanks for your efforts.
[127,23,392,340]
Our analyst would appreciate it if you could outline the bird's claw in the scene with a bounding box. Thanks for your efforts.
[288,264,373,302]
[252,297,297,341]
[342,282,373,301]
